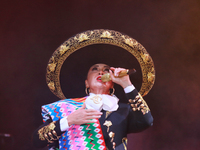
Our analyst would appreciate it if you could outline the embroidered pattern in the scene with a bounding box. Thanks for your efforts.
[129,93,150,115]
[90,95,102,104]
[105,111,112,119]
[103,120,112,132]
[108,132,115,142]
[38,121,60,143]
[122,137,127,150]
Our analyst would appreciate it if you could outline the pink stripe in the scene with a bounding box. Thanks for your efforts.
[69,125,85,150]
[60,102,85,149]
[60,103,76,115]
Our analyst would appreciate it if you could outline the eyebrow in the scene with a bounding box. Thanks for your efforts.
[104,65,110,68]
[92,65,99,68]
[92,65,109,68]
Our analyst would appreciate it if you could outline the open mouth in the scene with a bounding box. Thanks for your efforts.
[96,75,102,82]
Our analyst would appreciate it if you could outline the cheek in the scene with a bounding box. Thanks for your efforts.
[106,81,113,89]
[87,79,93,87]
[87,74,95,84]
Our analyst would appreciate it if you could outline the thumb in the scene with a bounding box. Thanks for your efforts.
[81,102,86,109]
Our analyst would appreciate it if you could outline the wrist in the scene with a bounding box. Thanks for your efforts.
[124,84,135,93]
[121,81,132,89]
[60,116,70,132]
[67,115,73,126]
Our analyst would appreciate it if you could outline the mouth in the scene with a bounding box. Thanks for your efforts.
[96,75,102,82]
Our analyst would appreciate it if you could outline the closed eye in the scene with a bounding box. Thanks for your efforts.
[92,67,98,71]
[104,68,109,72]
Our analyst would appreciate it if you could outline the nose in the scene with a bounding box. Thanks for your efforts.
[98,70,104,75]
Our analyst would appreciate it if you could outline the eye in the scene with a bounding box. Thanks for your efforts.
[92,67,98,71]
[104,68,109,72]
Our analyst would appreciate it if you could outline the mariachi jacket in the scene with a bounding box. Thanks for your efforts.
[33,89,153,150]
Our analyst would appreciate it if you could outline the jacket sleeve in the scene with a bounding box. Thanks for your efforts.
[32,109,64,149]
[125,89,153,133]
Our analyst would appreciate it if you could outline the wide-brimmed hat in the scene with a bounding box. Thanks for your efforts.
[46,29,155,100]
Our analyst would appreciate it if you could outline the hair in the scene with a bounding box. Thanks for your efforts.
[85,63,110,79]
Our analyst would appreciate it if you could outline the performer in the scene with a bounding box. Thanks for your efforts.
[33,29,155,150]
[33,63,153,150]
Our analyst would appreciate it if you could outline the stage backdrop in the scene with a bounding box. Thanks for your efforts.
[0,0,200,150]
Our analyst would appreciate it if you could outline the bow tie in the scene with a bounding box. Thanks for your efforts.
[85,93,119,112]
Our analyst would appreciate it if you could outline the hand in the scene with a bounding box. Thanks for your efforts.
[109,67,132,88]
[67,103,102,126]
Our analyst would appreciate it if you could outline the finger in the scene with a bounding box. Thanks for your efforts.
[110,67,115,71]
[85,115,101,120]
[85,109,102,114]
[109,70,115,80]
[85,109,101,113]
[111,67,118,76]
[83,119,97,124]
[115,69,119,76]
[115,68,124,76]
[83,110,102,118]
[82,103,86,109]
[85,112,102,117]
[110,67,123,77]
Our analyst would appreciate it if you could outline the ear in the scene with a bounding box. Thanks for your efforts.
[85,80,89,88]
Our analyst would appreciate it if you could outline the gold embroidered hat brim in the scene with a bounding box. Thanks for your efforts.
[46,29,155,99]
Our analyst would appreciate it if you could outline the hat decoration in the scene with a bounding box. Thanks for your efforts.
[46,29,155,99]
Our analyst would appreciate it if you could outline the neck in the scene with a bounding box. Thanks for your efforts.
[90,88,110,95]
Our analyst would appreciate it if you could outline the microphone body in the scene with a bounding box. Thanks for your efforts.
[101,69,136,82]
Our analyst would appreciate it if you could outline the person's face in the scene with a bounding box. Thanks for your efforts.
[85,63,113,94]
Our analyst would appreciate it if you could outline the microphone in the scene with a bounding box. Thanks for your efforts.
[101,68,136,82]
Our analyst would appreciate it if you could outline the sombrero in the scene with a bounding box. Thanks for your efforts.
[46,29,155,100]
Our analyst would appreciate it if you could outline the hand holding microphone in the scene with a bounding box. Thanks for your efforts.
[101,68,136,82]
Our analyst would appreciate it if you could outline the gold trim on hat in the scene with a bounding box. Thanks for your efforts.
[46,29,155,99]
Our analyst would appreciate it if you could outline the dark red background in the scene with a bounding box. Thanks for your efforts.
[0,0,200,150]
